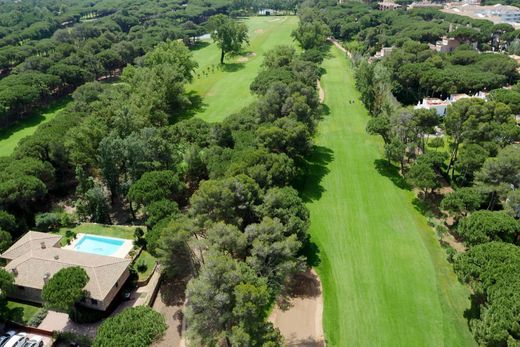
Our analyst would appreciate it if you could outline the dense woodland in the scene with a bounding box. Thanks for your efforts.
[301,0,520,345]
[0,0,519,345]
[0,0,330,344]
[0,0,297,129]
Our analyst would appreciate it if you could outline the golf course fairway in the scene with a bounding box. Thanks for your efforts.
[304,45,476,346]
[189,16,298,123]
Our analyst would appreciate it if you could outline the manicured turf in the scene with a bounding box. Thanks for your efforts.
[57,223,139,242]
[189,16,298,122]
[0,98,70,157]
[6,301,40,324]
[134,250,157,281]
[303,46,476,346]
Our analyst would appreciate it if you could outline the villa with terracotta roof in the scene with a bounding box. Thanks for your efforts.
[1,231,131,311]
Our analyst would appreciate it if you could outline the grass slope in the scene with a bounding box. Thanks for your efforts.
[0,98,70,157]
[304,46,475,346]
[189,16,298,122]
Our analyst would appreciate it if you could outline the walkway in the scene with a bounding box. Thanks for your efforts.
[269,270,324,347]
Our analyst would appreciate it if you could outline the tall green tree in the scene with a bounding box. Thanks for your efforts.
[208,15,249,64]
[42,267,89,314]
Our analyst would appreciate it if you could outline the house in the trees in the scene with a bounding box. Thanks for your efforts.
[415,92,489,116]
[1,231,131,311]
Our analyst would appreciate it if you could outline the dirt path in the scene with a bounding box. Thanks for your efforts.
[317,79,325,103]
[152,279,187,347]
[328,37,351,58]
[269,270,325,347]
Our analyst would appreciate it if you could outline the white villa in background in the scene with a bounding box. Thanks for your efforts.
[414,92,489,116]
[443,3,520,25]
[1,231,132,311]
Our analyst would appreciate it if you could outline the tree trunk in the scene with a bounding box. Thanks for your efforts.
[220,49,225,64]
[447,141,459,181]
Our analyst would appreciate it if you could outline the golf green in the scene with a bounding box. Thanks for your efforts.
[189,16,298,123]
[304,46,475,346]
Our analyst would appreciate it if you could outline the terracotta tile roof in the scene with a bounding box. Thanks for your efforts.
[2,231,130,301]
[1,231,61,260]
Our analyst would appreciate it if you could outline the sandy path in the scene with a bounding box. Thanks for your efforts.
[317,80,325,103]
[152,279,187,347]
[328,37,351,59]
[269,270,325,347]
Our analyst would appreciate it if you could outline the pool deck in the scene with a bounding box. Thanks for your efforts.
[63,233,134,259]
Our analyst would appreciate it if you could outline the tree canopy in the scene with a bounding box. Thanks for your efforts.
[93,306,166,347]
[208,14,249,64]
[42,266,89,313]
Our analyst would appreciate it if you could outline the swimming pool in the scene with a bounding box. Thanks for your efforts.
[73,235,127,257]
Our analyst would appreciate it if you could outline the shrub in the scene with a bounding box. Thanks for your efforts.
[27,308,48,327]
[53,331,92,347]
[35,212,61,231]
[136,260,148,273]
[134,227,146,247]
[93,306,166,347]
[458,210,520,246]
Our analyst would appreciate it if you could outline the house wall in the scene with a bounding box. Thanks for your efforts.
[9,268,130,311]
[96,268,130,311]
[8,286,43,304]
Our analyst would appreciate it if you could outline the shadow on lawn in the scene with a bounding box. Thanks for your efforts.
[220,62,245,73]
[296,145,334,203]
[190,41,210,51]
[170,91,207,123]
[0,97,71,143]
[373,159,411,191]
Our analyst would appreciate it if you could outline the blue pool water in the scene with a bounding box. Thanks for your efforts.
[74,235,125,256]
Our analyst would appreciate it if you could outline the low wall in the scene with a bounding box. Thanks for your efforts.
[136,262,159,287]
[6,321,53,337]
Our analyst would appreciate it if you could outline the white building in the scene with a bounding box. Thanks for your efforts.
[415,92,489,116]
[443,3,520,25]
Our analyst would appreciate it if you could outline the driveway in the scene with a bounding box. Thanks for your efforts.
[152,278,187,347]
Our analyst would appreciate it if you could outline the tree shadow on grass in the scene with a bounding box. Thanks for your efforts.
[463,293,482,329]
[295,145,334,203]
[373,159,411,191]
[170,91,207,123]
[300,236,321,267]
[190,41,210,51]
[220,62,245,72]
[0,96,71,142]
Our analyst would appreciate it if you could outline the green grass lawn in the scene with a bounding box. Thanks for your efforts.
[303,46,475,346]
[188,16,298,122]
[56,223,139,245]
[5,301,40,325]
[0,98,70,157]
[133,250,156,281]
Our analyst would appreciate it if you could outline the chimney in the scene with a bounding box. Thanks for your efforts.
[54,254,59,260]
[43,272,50,284]
[11,268,17,277]
[40,242,46,249]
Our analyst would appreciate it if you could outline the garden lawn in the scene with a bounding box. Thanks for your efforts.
[0,98,70,157]
[189,16,298,122]
[5,301,40,325]
[304,46,475,346]
[134,250,156,281]
[56,223,139,245]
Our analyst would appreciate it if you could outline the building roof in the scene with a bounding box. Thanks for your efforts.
[2,231,130,301]
[1,231,61,260]
[422,98,450,106]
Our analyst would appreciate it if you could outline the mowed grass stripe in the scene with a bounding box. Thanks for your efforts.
[306,46,475,346]
[0,98,69,157]
[189,16,298,123]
